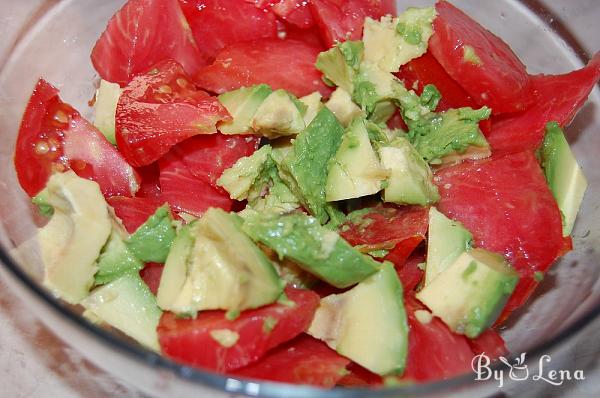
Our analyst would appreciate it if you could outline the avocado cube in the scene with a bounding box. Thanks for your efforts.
[218,84,273,134]
[416,248,519,338]
[308,263,408,376]
[127,205,176,263]
[93,79,121,144]
[325,87,364,127]
[217,145,273,201]
[299,92,323,126]
[316,41,364,93]
[95,228,144,285]
[252,89,306,138]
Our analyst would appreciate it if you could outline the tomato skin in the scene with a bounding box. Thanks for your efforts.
[468,328,507,361]
[233,334,350,387]
[116,59,231,167]
[14,79,140,198]
[337,362,382,387]
[91,0,204,86]
[434,152,565,320]
[107,196,163,233]
[140,262,164,295]
[488,52,600,155]
[195,39,332,98]
[135,162,163,201]
[391,250,425,292]
[179,0,279,64]
[158,288,320,372]
[429,1,533,114]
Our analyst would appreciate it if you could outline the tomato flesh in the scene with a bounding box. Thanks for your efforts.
[107,196,163,233]
[140,262,165,295]
[429,1,533,114]
[14,79,140,198]
[435,152,565,320]
[468,328,507,361]
[116,59,231,167]
[233,334,350,387]
[158,287,320,372]
[91,0,204,86]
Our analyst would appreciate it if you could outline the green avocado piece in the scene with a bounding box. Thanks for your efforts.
[326,117,387,202]
[252,89,306,138]
[379,137,439,205]
[157,209,283,314]
[217,145,273,201]
[280,107,345,224]
[95,227,144,285]
[93,80,122,145]
[127,205,176,263]
[299,92,323,126]
[38,171,112,304]
[325,87,364,127]
[246,156,300,216]
[540,122,588,236]
[218,84,273,134]
[424,207,473,286]
[352,63,402,123]
[32,188,54,217]
[316,41,364,93]
[416,248,518,338]
[243,212,379,288]
[308,262,408,376]
[82,272,162,351]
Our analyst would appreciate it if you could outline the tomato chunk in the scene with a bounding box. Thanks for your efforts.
[337,362,382,387]
[233,334,350,387]
[140,262,164,295]
[429,1,533,113]
[310,0,396,48]
[179,0,279,63]
[158,287,320,372]
[135,163,163,201]
[434,152,565,320]
[116,60,230,167]
[195,39,332,97]
[107,196,162,233]
[468,328,507,361]
[14,79,140,198]
[488,52,600,155]
[391,250,425,292]
[91,0,204,86]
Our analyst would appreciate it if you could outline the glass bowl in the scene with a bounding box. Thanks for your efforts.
[0,0,598,397]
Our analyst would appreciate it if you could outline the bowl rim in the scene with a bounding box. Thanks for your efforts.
[1,0,599,396]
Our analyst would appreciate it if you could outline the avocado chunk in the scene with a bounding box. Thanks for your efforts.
[82,272,162,351]
[540,122,588,236]
[316,41,364,93]
[243,212,379,288]
[252,89,306,138]
[32,188,54,217]
[218,84,273,134]
[416,248,519,338]
[157,209,283,314]
[363,7,436,72]
[93,79,121,145]
[352,63,402,123]
[299,92,323,126]
[279,107,345,224]
[38,171,112,304]
[95,225,144,285]
[424,207,473,286]
[325,87,364,127]
[218,145,273,201]
[326,117,388,202]
[308,262,408,376]
[126,205,176,263]
[246,155,300,216]
[379,137,439,205]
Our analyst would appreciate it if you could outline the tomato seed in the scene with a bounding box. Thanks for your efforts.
[158,85,172,94]
[53,110,69,124]
[176,78,188,88]
[34,141,50,155]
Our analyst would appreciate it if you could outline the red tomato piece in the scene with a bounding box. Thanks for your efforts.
[282,22,325,48]
[179,0,278,64]
[158,287,320,372]
[309,0,396,48]
[107,196,162,233]
[14,79,140,198]
[401,295,474,382]
[468,328,507,361]
[116,59,230,167]
[487,52,600,155]
[339,205,429,252]
[135,163,163,201]
[390,250,425,292]
[195,39,332,97]
[159,148,233,217]
[429,1,533,114]
[337,362,382,387]
[434,152,565,320]
[140,262,164,295]
[171,134,260,184]
[233,334,350,387]
[91,0,204,86]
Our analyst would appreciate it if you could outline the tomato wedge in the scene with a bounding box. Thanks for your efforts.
[135,163,163,201]
[429,1,533,114]
[140,262,164,295]
[310,0,396,48]
[14,79,140,198]
[488,52,600,155]
[158,287,320,372]
[91,0,204,86]
[434,152,565,320]
[107,196,162,233]
[195,39,332,97]
[391,250,425,292]
[468,328,507,361]
[337,362,382,387]
[233,335,350,387]
[179,0,279,64]
[116,59,231,167]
